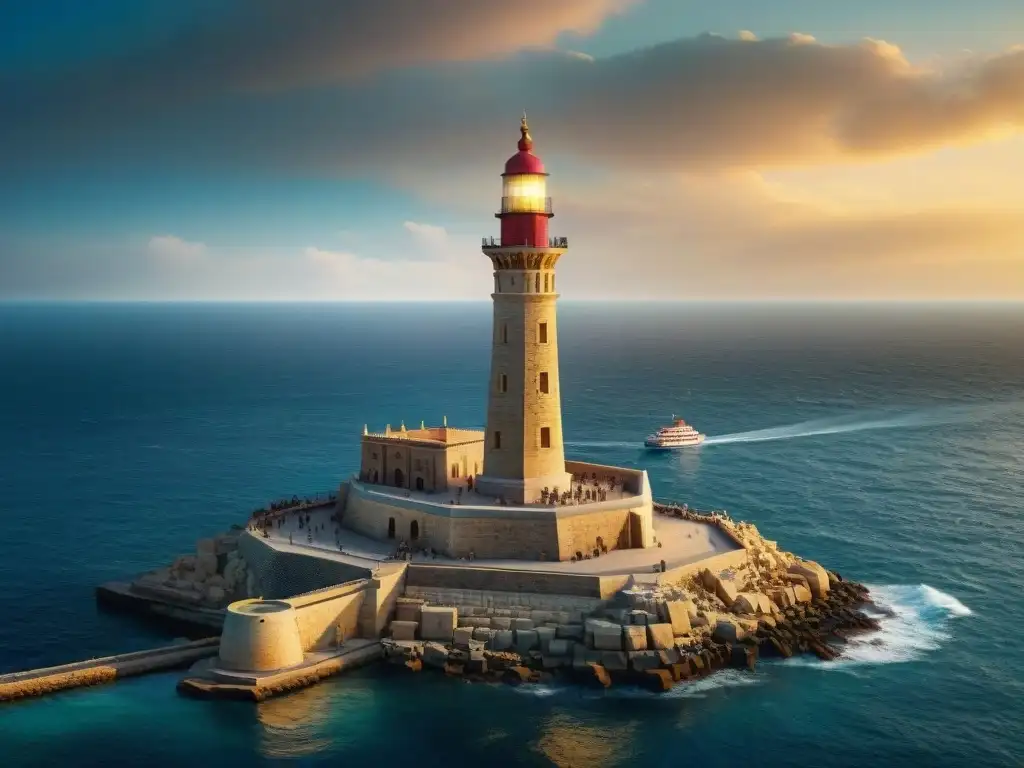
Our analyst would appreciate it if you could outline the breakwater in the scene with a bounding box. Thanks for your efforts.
[0,638,220,703]
[381,573,878,693]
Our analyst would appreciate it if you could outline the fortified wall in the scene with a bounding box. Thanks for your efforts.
[339,460,654,562]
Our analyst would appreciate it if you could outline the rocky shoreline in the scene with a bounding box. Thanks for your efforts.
[379,504,886,694]
[382,573,880,693]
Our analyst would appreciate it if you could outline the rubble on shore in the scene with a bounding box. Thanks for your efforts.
[126,529,255,609]
[380,515,880,693]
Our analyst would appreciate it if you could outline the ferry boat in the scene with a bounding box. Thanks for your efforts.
[644,415,706,449]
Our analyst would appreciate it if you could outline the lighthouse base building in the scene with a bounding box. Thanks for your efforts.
[338,117,656,562]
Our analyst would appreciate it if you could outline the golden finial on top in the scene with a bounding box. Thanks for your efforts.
[518,111,533,151]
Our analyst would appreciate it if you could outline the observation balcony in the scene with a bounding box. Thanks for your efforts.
[498,196,553,215]
[482,236,568,249]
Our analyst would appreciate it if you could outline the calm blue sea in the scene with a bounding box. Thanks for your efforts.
[1,302,1022,767]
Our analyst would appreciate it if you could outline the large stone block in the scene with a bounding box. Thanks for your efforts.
[390,621,418,641]
[629,650,661,672]
[491,617,512,631]
[647,623,675,651]
[420,606,458,642]
[395,603,422,623]
[422,642,449,669]
[453,627,475,648]
[702,568,740,606]
[623,625,648,651]
[712,618,746,643]
[547,639,571,656]
[490,630,514,651]
[601,651,629,672]
[789,561,830,599]
[512,617,535,631]
[665,602,692,635]
[536,625,556,647]
[629,610,651,626]
[592,624,623,651]
[793,584,813,603]
[556,624,584,640]
[515,630,539,652]
[195,553,218,580]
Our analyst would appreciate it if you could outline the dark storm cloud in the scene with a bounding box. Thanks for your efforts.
[3,26,1024,178]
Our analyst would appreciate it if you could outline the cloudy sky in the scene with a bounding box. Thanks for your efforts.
[2,0,1023,300]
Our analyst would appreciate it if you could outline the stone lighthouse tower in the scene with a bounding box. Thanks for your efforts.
[475,115,573,504]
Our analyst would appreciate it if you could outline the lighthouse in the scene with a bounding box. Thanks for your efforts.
[475,115,573,504]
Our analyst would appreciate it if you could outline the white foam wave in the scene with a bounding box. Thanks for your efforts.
[507,670,760,701]
[705,402,1018,447]
[786,583,971,670]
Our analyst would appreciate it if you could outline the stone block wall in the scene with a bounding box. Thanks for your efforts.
[406,564,604,598]
[554,507,631,560]
[403,585,603,615]
[286,582,368,650]
[447,515,560,561]
[238,533,370,598]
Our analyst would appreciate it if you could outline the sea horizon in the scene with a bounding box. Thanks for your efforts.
[1,301,1021,766]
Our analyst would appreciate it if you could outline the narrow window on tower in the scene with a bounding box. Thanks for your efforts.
[502,324,508,344]
[539,372,549,394]
[535,274,540,292]
[493,431,502,449]
[544,274,549,292]
[540,427,551,448]
[499,373,508,393]
[538,322,548,344]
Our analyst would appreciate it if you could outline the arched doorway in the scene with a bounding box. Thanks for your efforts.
[410,520,420,540]
[394,468,404,487]
[415,476,424,491]
[387,517,396,539]
[451,464,459,479]
[372,469,379,483]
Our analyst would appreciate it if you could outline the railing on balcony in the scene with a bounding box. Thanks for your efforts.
[498,196,553,215]
[481,236,569,249]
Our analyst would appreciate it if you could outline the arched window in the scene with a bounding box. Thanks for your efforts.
[410,520,420,540]
[394,468,405,487]
[451,464,459,479]
[387,518,396,539]
[415,477,425,491]
[535,273,540,292]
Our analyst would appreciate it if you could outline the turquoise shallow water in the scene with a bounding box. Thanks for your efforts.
[1,302,1022,767]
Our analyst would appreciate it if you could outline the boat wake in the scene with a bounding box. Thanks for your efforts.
[704,402,1016,447]
[784,583,971,670]
[564,440,638,450]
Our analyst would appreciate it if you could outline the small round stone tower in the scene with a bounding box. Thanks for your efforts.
[475,115,572,504]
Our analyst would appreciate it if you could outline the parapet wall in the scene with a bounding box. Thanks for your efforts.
[565,460,647,495]
[659,547,750,585]
[285,581,369,650]
[239,532,370,599]
[343,474,655,562]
